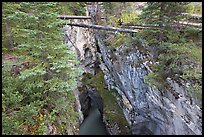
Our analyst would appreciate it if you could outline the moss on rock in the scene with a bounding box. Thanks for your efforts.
[82,70,130,134]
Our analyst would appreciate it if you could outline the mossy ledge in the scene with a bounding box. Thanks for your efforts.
[79,70,130,134]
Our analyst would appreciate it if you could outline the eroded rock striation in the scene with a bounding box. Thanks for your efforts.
[96,34,202,135]
[64,20,202,135]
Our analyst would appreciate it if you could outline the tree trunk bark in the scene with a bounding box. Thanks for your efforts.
[57,15,105,20]
[5,22,14,50]
[159,2,166,42]
[159,2,165,28]
[64,23,138,33]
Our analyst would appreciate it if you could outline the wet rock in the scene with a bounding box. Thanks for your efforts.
[79,85,104,119]
[73,89,84,124]
[106,122,120,135]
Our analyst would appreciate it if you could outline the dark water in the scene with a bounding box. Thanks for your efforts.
[79,107,109,135]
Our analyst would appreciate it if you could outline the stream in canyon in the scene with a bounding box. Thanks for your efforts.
[79,100,108,135]
[63,10,202,135]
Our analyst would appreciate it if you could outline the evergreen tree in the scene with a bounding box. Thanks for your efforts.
[2,2,21,51]
[59,2,86,15]
[139,2,196,88]
[139,2,189,44]
[2,2,83,134]
[140,2,189,26]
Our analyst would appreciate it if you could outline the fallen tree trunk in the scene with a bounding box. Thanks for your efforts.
[58,15,105,20]
[64,23,138,33]
[177,21,202,28]
[123,25,159,30]
[123,22,202,29]
[179,12,202,20]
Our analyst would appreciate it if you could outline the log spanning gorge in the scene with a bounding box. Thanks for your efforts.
[61,8,202,135]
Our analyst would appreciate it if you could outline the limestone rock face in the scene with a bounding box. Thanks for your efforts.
[63,18,202,135]
[63,19,97,75]
[99,44,202,135]
[63,18,104,134]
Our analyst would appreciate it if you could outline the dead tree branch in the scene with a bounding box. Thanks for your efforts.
[64,23,138,33]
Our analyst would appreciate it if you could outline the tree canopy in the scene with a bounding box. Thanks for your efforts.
[2,2,83,134]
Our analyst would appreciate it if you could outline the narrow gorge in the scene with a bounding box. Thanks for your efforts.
[62,4,202,134]
[2,2,202,135]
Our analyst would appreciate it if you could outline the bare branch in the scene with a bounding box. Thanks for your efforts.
[57,15,105,20]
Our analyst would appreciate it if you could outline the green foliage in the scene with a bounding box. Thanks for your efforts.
[182,67,202,84]
[144,72,166,90]
[182,61,202,106]
[2,113,24,135]
[111,33,127,48]
[59,2,86,15]
[2,2,21,51]
[103,2,138,26]
[140,3,202,106]
[144,40,202,106]
[2,2,83,135]
[138,29,162,46]
[2,65,29,135]
[109,13,138,27]
[187,83,202,106]
[167,41,202,63]
[186,2,202,15]
[139,2,189,27]
[183,27,202,43]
